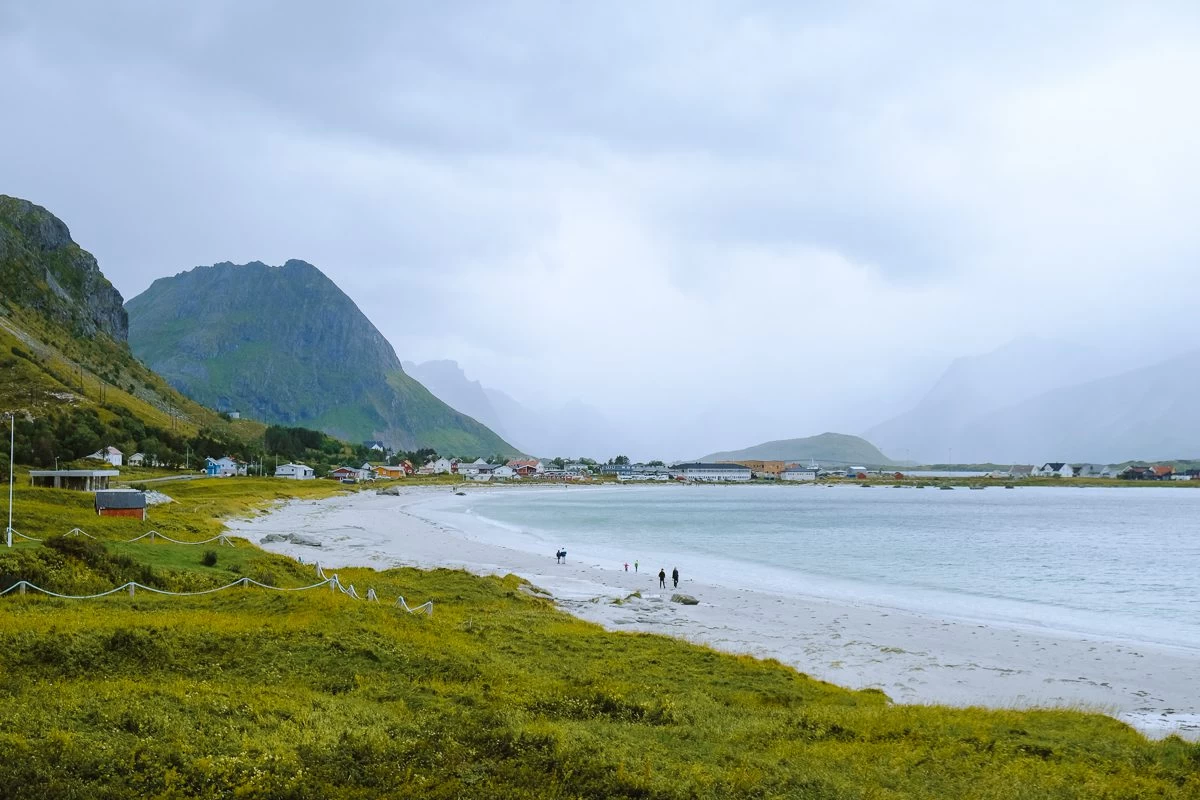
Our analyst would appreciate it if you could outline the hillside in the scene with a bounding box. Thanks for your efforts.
[954,348,1200,463]
[0,477,1195,798]
[126,261,515,456]
[865,336,1200,463]
[864,337,1136,463]
[701,432,894,466]
[403,358,619,458]
[0,194,256,465]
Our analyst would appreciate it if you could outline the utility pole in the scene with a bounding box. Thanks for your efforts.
[5,412,14,548]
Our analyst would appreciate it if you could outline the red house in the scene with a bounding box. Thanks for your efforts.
[95,490,147,521]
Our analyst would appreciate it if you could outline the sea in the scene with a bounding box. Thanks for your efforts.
[433,483,1200,651]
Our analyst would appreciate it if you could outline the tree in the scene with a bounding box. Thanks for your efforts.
[550,457,566,469]
[647,460,665,467]
[613,455,630,465]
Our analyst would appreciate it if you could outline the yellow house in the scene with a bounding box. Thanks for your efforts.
[736,461,788,477]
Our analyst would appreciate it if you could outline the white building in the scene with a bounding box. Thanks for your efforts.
[456,458,489,477]
[422,457,453,475]
[206,456,247,477]
[1034,462,1073,478]
[780,466,818,482]
[275,462,315,480]
[88,446,123,467]
[492,464,515,480]
[671,462,752,482]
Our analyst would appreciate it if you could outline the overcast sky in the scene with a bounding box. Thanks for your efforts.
[3,2,1199,458]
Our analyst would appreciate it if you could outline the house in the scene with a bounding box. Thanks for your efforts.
[492,464,516,480]
[1072,464,1111,478]
[128,452,146,467]
[94,489,147,520]
[736,461,789,479]
[275,462,315,480]
[1119,465,1152,480]
[363,440,387,454]
[1150,465,1175,480]
[329,466,367,482]
[780,465,818,482]
[205,456,246,477]
[1008,465,1035,479]
[359,462,377,480]
[87,446,123,467]
[420,457,453,475]
[507,459,544,475]
[1034,462,1072,478]
[456,458,490,477]
[29,469,119,491]
[670,462,752,482]
[374,465,407,480]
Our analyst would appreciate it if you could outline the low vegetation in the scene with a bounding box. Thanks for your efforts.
[0,478,1197,798]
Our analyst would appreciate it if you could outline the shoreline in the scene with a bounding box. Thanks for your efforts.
[226,485,1200,740]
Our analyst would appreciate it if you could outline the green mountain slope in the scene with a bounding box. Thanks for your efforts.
[125,260,515,455]
[701,432,894,466]
[0,194,258,464]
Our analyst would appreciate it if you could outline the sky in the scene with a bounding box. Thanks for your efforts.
[3,2,1200,459]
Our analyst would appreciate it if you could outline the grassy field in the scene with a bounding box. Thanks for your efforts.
[0,477,1197,798]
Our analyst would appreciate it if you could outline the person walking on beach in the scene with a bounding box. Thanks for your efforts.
[560,548,567,563]
[658,568,666,589]
[624,562,629,572]
[634,560,639,573]
[555,549,562,564]
[671,567,679,588]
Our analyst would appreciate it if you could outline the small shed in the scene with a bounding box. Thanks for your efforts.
[95,489,147,520]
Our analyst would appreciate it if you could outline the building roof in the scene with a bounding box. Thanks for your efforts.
[1151,465,1174,476]
[672,462,752,471]
[95,489,147,509]
[29,469,120,477]
[1042,462,1066,470]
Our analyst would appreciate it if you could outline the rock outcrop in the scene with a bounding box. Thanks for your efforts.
[0,195,128,340]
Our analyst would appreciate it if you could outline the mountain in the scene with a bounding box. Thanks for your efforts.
[0,194,252,463]
[952,349,1200,463]
[126,261,515,456]
[863,337,1131,463]
[701,432,894,466]
[402,359,619,458]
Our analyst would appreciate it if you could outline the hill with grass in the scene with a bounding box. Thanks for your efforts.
[0,194,257,467]
[0,475,1195,798]
[126,261,516,456]
[701,432,894,466]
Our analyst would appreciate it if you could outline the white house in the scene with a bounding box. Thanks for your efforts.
[1072,464,1112,478]
[205,456,247,477]
[275,462,315,480]
[671,462,752,482]
[1034,462,1073,478]
[780,466,818,482]
[456,458,490,477]
[492,464,516,480]
[128,452,146,467]
[421,457,453,475]
[88,446,124,467]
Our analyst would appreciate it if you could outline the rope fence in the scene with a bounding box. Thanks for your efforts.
[0,571,433,615]
[8,527,236,546]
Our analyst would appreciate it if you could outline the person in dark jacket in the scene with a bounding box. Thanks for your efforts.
[658,568,666,589]
[671,567,679,588]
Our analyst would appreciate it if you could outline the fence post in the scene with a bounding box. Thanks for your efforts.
[19,582,26,596]
[128,583,136,598]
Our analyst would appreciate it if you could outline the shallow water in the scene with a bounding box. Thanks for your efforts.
[447,484,1200,650]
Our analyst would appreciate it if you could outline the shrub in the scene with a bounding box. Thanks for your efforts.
[201,550,218,567]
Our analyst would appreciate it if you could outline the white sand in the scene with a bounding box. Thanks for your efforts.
[226,487,1200,740]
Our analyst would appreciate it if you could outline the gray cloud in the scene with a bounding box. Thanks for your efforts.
[3,2,1199,458]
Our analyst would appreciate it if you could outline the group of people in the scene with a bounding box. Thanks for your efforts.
[556,551,681,590]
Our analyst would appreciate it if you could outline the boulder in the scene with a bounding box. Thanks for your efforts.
[670,594,699,605]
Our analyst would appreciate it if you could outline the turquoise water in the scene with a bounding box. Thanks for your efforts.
[461,484,1200,649]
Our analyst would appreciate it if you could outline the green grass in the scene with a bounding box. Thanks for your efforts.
[0,478,1197,798]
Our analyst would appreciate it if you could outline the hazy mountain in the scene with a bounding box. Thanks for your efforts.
[955,349,1200,463]
[126,261,515,455]
[864,337,1132,463]
[401,360,507,438]
[402,358,619,458]
[0,195,245,456]
[701,432,894,466]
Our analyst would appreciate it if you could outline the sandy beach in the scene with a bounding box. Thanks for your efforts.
[226,486,1200,740]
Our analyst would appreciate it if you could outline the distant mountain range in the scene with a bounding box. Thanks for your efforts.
[402,359,619,459]
[126,261,516,456]
[700,432,894,466]
[865,337,1200,463]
